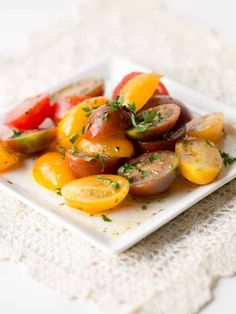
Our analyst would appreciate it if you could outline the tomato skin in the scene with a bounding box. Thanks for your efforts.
[61,175,129,213]
[65,151,123,178]
[142,96,192,126]
[176,138,222,185]
[84,105,131,140]
[134,125,186,154]
[126,104,180,140]
[51,78,104,103]
[51,95,88,123]
[0,141,20,171]
[57,96,108,149]
[78,136,134,158]
[186,112,224,144]
[112,72,142,99]
[5,94,51,130]
[154,82,169,96]
[112,72,169,99]
[5,128,57,154]
[33,152,75,192]
[120,73,160,112]
[118,151,178,197]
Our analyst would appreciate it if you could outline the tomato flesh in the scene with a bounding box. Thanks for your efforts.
[5,94,51,130]
[112,72,168,100]
[126,104,180,140]
[33,152,75,192]
[134,125,186,154]
[176,138,222,184]
[118,151,178,197]
[51,95,88,123]
[84,104,131,140]
[65,150,123,178]
[5,128,57,154]
[62,175,129,213]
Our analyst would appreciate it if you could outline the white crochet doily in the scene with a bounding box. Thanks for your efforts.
[1,1,236,313]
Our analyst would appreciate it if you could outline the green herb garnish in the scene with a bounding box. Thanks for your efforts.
[106,96,123,112]
[56,188,62,196]
[128,103,136,112]
[96,176,113,183]
[102,214,112,222]
[82,106,91,112]
[82,126,86,134]
[142,204,148,210]
[112,181,120,189]
[149,154,161,162]
[11,130,23,138]
[118,163,137,173]
[59,146,66,156]
[142,111,157,124]
[103,111,108,121]
[69,133,79,144]
[221,152,236,166]
[86,112,92,118]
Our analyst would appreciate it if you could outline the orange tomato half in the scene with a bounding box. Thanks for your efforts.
[32,152,75,192]
[62,175,129,213]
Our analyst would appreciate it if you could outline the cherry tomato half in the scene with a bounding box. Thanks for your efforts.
[126,104,180,140]
[33,152,75,192]
[62,175,129,213]
[118,151,178,197]
[112,72,169,100]
[84,104,131,140]
[65,150,122,178]
[134,125,186,154]
[5,94,51,130]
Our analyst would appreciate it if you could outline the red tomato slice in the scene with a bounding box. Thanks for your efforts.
[51,95,88,123]
[154,82,169,96]
[5,94,51,130]
[112,72,168,100]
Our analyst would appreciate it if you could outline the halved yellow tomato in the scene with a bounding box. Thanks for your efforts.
[77,136,134,158]
[32,152,75,192]
[120,73,160,112]
[62,174,129,213]
[0,141,20,171]
[57,96,108,149]
[186,112,224,144]
[176,138,222,185]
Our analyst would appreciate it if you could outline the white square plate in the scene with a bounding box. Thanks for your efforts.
[1,55,236,254]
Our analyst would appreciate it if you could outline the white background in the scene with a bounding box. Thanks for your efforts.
[0,0,236,313]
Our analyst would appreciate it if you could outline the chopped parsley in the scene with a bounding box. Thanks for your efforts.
[103,111,108,121]
[69,133,79,144]
[106,96,123,112]
[82,106,91,112]
[11,130,23,138]
[205,139,215,147]
[82,126,86,134]
[141,204,148,210]
[221,152,236,166]
[149,154,161,162]
[86,112,92,118]
[56,188,62,196]
[112,181,120,189]
[118,163,137,173]
[96,176,113,183]
[71,149,105,171]
[142,111,157,124]
[101,214,112,222]
[128,103,136,112]
[59,146,66,156]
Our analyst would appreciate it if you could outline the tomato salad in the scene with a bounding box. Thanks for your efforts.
[0,73,234,215]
